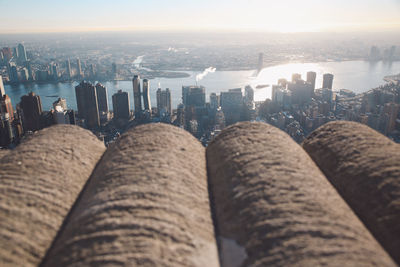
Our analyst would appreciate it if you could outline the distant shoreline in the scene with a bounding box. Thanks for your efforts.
[4,59,400,87]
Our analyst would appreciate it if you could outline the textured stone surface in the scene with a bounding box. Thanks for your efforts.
[0,125,106,267]
[0,149,8,159]
[207,122,395,267]
[42,123,219,267]
[303,121,400,264]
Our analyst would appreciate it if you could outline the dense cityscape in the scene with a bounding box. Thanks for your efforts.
[0,40,399,148]
[2,1,400,266]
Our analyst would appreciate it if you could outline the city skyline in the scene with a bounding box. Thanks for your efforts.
[0,0,400,34]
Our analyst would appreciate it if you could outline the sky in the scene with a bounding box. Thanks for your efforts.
[0,0,399,33]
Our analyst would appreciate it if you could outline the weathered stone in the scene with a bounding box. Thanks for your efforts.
[207,122,395,267]
[0,125,106,267]
[303,121,400,264]
[42,123,219,267]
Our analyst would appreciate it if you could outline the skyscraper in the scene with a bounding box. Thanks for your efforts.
[142,79,151,112]
[292,73,302,82]
[257,53,264,72]
[0,75,5,96]
[95,83,109,122]
[52,64,59,80]
[0,94,14,121]
[26,61,34,81]
[323,73,334,89]
[8,63,19,83]
[89,64,96,78]
[287,80,314,104]
[182,86,206,107]
[17,43,27,63]
[53,105,70,125]
[0,113,14,147]
[76,58,83,78]
[53,98,68,111]
[307,71,317,90]
[12,47,18,60]
[220,88,243,125]
[112,90,130,120]
[210,93,219,110]
[75,81,100,128]
[244,85,254,103]
[156,88,172,117]
[65,59,72,79]
[132,75,142,117]
[111,63,117,78]
[20,92,43,132]
[1,47,12,62]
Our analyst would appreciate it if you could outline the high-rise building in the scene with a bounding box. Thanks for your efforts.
[65,59,72,79]
[0,94,14,121]
[76,58,83,78]
[220,88,243,125]
[307,71,317,91]
[53,98,68,111]
[257,53,264,71]
[176,103,185,127]
[8,63,19,83]
[17,43,28,63]
[1,47,12,62]
[111,63,117,78]
[383,103,400,134]
[52,63,60,81]
[323,73,334,89]
[142,79,151,112]
[156,88,172,117]
[89,64,96,78]
[0,75,5,96]
[20,68,29,81]
[36,70,49,81]
[132,75,142,116]
[20,92,43,132]
[75,81,100,128]
[292,73,302,82]
[53,105,70,124]
[182,86,206,107]
[287,80,314,104]
[12,47,18,60]
[26,61,34,81]
[67,110,76,125]
[0,113,14,147]
[112,90,130,120]
[210,93,219,110]
[244,85,254,103]
[95,83,109,123]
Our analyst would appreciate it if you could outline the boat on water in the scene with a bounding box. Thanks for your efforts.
[46,95,59,97]
[256,84,269,89]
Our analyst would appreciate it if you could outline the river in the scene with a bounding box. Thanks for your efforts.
[4,60,400,111]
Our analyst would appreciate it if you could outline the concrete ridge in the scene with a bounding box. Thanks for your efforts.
[0,122,399,266]
[41,123,219,267]
[303,121,400,264]
[0,125,106,267]
[207,122,395,266]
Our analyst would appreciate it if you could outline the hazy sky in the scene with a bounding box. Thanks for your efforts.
[1,0,399,33]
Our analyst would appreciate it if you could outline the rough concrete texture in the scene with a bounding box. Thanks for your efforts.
[207,122,395,267]
[303,121,400,264]
[42,123,219,267]
[0,125,106,267]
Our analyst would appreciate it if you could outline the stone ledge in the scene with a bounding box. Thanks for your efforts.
[41,123,219,267]
[0,125,105,267]
[303,121,400,264]
[207,122,395,266]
